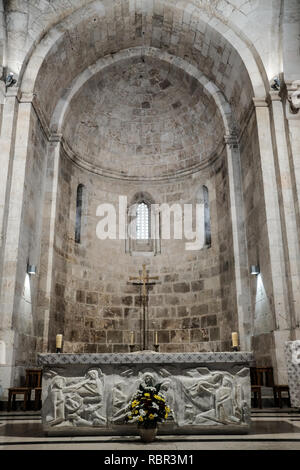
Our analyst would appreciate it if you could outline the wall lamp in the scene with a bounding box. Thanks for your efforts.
[27,264,37,276]
[250,265,260,276]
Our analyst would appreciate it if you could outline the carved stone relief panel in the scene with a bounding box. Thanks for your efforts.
[41,361,251,433]
[43,368,106,428]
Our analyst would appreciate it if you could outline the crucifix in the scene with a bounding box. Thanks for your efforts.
[128,264,159,351]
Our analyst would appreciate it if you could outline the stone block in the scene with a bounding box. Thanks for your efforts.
[107,330,123,344]
[191,305,208,316]
[76,290,86,303]
[93,331,106,343]
[177,306,189,317]
[210,327,220,341]
[158,330,170,343]
[86,292,99,305]
[191,281,204,292]
[121,296,133,306]
[173,282,190,293]
[103,308,122,318]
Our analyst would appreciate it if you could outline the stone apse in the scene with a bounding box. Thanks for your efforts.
[0,0,300,402]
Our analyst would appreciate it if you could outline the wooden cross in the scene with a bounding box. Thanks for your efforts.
[128,264,159,350]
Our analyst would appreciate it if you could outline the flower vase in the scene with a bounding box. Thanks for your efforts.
[139,427,157,443]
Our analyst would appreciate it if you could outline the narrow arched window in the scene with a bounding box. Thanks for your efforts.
[136,202,150,240]
[75,184,84,244]
[203,185,211,247]
[126,192,160,256]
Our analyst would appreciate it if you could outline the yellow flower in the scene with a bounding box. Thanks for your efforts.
[149,414,155,420]
[166,406,170,413]
[165,413,168,419]
[128,415,133,420]
[138,416,144,422]
[144,393,150,397]
[154,394,165,402]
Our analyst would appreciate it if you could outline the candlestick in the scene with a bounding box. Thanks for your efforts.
[154,331,158,345]
[56,334,63,353]
[232,332,239,351]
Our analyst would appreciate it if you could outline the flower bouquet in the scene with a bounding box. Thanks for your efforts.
[125,387,171,431]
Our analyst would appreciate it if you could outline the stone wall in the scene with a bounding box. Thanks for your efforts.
[45,147,236,354]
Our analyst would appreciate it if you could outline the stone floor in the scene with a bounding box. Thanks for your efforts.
[1,408,300,450]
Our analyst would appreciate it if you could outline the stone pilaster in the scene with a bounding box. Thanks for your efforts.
[224,132,252,351]
[0,94,33,396]
[37,134,62,353]
[253,97,292,383]
[0,88,20,270]
[284,81,300,342]
[270,91,300,334]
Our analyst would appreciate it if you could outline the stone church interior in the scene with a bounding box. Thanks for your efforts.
[0,0,300,451]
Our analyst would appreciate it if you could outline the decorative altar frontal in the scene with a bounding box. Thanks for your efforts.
[37,352,253,436]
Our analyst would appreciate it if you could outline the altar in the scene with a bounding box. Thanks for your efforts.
[37,351,253,436]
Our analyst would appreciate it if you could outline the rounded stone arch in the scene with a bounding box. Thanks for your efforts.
[50,47,234,138]
[18,0,267,101]
[130,191,156,208]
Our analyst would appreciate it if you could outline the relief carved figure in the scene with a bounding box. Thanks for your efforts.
[46,368,106,427]
[159,380,176,423]
[181,368,248,426]
[112,370,172,424]
[112,371,157,423]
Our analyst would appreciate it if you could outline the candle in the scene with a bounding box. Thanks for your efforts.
[155,331,158,345]
[130,331,134,345]
[56,334,63,349]
[232,332,238,348]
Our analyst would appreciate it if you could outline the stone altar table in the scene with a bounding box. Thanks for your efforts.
[37,352,253,435]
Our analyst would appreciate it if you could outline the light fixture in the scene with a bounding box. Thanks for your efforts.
[27,264,37,275]
[250,265,260,276]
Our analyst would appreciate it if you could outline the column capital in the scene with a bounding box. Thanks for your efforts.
[269,91,282,102]
[5,86,21,101]
[253,97,269,108]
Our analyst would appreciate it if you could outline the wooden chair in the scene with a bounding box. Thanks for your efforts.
[34,386,42,411]
[251,366,291,408]
[28,369,42,411]
[8,369,42,411]
[250,367,262,408]
[273,385,291,408]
